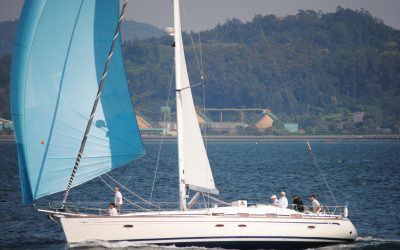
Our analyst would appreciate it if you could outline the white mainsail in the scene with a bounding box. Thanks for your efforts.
[173,0,218,210]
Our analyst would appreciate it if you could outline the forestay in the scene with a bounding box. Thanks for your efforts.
[11,0,144,205]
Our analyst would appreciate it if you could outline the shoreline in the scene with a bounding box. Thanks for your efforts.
[141,134,400,141]
[2,134,399,143]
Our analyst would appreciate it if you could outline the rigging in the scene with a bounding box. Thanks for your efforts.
[149,61,175,203]
[254,14,338,205]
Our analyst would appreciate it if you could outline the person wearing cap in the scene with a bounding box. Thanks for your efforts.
[278,191,288,208]
[113,187,123,213]
[309,194,321,213]
[270,195,279,206]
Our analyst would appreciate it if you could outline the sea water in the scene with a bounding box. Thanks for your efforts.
[0,140,399,249]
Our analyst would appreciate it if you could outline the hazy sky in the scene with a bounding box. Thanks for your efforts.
[1,0,399,31]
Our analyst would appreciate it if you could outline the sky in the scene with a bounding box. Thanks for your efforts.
[1,0,399,31]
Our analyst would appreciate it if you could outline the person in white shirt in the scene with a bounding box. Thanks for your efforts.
[278,191,288,208]
[270,195,279,206]
[108,202,118,216]
[309,194,321,213]
[113,187,123,213]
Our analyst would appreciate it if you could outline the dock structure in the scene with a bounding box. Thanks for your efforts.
[135,113,171,136]
[138,107,280,135]
[136,112,154,129]
[0,118,13,135]
[196,108,213,124]
[195,108,279,134]
[255,109,279,131]
[199,108,275,123]
[0,118,12,124]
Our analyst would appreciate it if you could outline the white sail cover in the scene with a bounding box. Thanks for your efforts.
[174,0,218,195]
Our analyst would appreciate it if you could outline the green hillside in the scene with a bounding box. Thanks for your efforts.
[0,19,163,120]
[0,20,163,55]
[0,21,18,55]
[121,20,164,41]
[1,7,399,134]
[0,54,10,119]
[125,8,400,134]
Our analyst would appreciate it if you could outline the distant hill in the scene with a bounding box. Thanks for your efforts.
[1,7,399,135]
[0,19,163,55]
[0,19,163,120]
[121,20,164,41]
[0,21,18,55]
[124,7,400,134]
[0,54,11,119]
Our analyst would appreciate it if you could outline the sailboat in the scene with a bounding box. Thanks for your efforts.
[11,0,357,248]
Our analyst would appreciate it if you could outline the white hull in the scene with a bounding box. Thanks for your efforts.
[58,205,357,248]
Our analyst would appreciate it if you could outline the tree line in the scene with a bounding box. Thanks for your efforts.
[124,7,400,134]
[1,7,399,134]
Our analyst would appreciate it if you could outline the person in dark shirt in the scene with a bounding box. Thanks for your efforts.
[292,194,305,212]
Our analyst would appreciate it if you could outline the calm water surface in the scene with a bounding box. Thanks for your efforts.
[0,140,399,249]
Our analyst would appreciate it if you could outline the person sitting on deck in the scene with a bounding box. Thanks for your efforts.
[309,194,321,214]
[270,195,279,206]
[278,191,288,208]
[292,194,305,212]
[108,202,118,216]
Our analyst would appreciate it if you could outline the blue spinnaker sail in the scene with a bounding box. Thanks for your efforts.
[11,0,145,204]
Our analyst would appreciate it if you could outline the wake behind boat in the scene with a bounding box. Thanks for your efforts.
[11,0,356,249]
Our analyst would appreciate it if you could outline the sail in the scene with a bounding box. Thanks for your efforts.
[11,0,145,204]
[174,0,218,195]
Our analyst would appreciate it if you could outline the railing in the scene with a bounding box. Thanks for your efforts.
[291,204,349,217]
[320,205,349,217]
[45,200,227,216]
[42,201,349,218]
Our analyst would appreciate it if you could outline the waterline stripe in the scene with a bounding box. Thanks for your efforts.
[103,236,354,243]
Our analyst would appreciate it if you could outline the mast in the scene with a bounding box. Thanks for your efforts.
[173,0,187,211]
